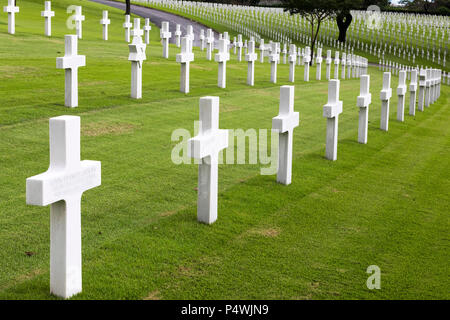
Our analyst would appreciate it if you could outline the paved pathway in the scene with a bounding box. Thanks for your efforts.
[90,0,220,47]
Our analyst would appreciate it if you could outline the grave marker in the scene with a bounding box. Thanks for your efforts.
[74,6,85,39]
[409,69,418,116]
[100,10,110,41]
[26,116,101,299]
[3,0,19,35]
[272,86,299,185]
[41,1,54,37]
[176,37,194,93]
[188,97,228,224]
[316,47,323,81]
[380,72,392,131]
[56,35,86,108]
[418,70,426,112]
[160,21,171,59]
[245,40,257,86]
[397,70,407,121]
[128,19,146,99]
[215,39,230,88]
[288,44,297,83]
[123,15,132,43]
[323,80,343,160]
[269,42,280,84]
[143,18,151,45]
[357,75,371,144]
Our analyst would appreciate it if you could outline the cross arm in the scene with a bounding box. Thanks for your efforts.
[26,161,101,207]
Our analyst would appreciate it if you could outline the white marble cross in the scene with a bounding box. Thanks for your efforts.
[26,116,101,299]
[236,34,243,61]
[245,40,257,86]
[269,42,280,84]
[175,24,182,47]
[425,68,431,107]
[123,14,132,43]
[380,72,392,131]
[316,47,323,81]
[272,86,299,185]
[325,50,332,80]
[100,10,110,41]
[176,37,194,93]
[160,21,171,59]
[199,29,205,51]
[128,19,146,99]
[303,46,311,82]
[418,69,426,112]
[347,54,352,79]
[409,69,418,116]
[323,79,343,160]
[188,97,228,224]
[397,70,407,121]
[215,38,230,88]
[341,52,346,80]
[357,75,372,144]
[143,18,151,45]
[3,0,19,35]
[206,28,214,61]
[74,6,85,39]
[56,35,86,108]
[186,25,194,43]
[288,44,297,83]
[41,1,54,37]
[259,39,265,63]
[334,51,340,79]
[282,43,287,64]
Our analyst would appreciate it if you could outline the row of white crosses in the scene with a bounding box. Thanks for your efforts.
[144,0,449,68]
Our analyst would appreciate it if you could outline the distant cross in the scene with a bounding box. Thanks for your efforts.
[357,75,372,144]
[143,18,151,45]
[26,116,101,299]
[268,42,280,84]
[409,69,418,116]
[3,0,19,35]
[325,50,332,80]
[397,70,407,121]
[418,69,426,112]
[73,6,85,39]
[215,38,230,88]
[341,52,346,80]
[323,79,343,160]
[199,29,205,51]
[303,46,311,82]
[236,34,243,61]
[316,47,323,81]
[128,18,147,99]
[56,35,86,107]
[245,40,257,86]
[176,37,194,93]
[123,14,132,43]
[334,51,340,79]
[425,68,432,107]
[41,1,55,37]
[380,72,392,131]
[175,24,182,47]
[259,39,265,63]
[288,44,297,83]
[100,10,110,41]
[272,86,299,185]
[188,97,228,224]
[206,28,214,61]
[160,21,172,59]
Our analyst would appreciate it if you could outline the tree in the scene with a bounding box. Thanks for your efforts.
[281,0,338,64]
[125,0,131,15]
[335,0,362,43]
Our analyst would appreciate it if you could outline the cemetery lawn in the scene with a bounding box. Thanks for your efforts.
[0,0,449,300]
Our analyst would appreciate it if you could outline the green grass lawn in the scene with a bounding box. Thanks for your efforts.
[0,0,449,300]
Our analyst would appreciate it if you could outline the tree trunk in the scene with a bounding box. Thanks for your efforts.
[336,12,352,43]
[125,0,131,15]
